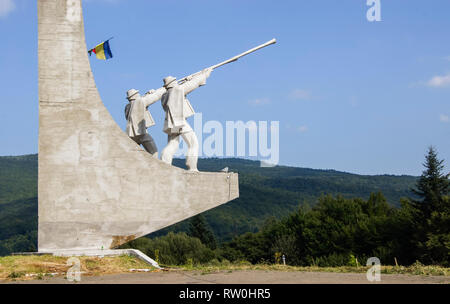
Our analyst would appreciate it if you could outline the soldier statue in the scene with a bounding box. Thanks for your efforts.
[160,68,213,171]
[125,87,166,158]
[123,39,276,170]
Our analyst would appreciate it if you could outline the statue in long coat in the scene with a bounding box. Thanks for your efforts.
[160,68,212,171]
[125,87,166,157]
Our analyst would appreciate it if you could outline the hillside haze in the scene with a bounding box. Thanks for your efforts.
[0,154,417,254]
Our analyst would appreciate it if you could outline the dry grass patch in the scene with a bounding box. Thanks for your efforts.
[171,261,449,277]
[0,255,156,281]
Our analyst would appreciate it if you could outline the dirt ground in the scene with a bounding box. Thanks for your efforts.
[4,270,449,284]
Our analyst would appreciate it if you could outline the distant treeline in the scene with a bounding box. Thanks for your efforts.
[124,147,449,267]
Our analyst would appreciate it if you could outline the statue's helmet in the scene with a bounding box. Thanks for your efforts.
[163,76,177,88]
[126,89,139,100]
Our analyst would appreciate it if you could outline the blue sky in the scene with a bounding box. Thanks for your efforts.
[0,0,449,175]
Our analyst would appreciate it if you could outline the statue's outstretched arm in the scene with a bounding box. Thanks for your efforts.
[142,87,167,107]
[181,68,212,95]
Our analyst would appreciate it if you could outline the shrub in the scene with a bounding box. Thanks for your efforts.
[121,232,216,266]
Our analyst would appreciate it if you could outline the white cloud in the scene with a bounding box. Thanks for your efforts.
[427,74,450,88]
[289,89,311,101]
[0,0,15,18]
[440,114,449,123]
[297,125,308,133]
[248,98,270,106]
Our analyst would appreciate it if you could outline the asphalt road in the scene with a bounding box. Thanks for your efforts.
[5,270,449,284]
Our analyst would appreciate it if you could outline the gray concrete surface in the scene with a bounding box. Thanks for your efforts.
[38,0,238,252]
[5,270,449,284]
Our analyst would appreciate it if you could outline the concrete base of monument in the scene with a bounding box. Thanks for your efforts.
[12,249,161,269]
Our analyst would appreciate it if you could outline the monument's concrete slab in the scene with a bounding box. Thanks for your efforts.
[38,0,238,251]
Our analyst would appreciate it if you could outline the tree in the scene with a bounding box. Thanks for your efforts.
[409,146,450,265]
[412,147,449,215]
[188,215,217,250]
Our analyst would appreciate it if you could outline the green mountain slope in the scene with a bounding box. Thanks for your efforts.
[0,197,37,255]
[0,154,417,254]
[156,158,417,241]
[0,154,37,205]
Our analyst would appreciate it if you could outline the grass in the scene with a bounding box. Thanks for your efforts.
[169,261,449,276]
[0,255,157,281]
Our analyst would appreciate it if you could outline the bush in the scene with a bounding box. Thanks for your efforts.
[121,232,216,266]
[312,253,354,267]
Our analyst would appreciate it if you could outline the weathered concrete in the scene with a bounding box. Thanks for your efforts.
[38,0,238,251]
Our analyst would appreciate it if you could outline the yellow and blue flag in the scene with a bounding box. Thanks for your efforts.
[88,38,113,60]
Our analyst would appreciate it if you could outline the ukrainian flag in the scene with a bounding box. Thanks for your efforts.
[88,39,113,60]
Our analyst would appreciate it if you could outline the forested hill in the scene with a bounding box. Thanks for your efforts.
[0,154,417,254]
[175,157,417,206]
[0,154,37,205]
[165,158,417,241]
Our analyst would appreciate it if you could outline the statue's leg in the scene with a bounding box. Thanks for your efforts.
[131,136,140,144]
[161,133,180,165]
[141,134,158,158]
[181,130,199,172]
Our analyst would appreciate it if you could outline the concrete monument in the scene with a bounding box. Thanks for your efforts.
[38,0,239,252]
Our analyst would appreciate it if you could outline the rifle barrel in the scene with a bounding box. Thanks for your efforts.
[211,38,277,70]
[178,38,276,84]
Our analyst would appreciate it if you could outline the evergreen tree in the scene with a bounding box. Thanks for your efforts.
[188,215,217,250]
[409,146,450,265]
